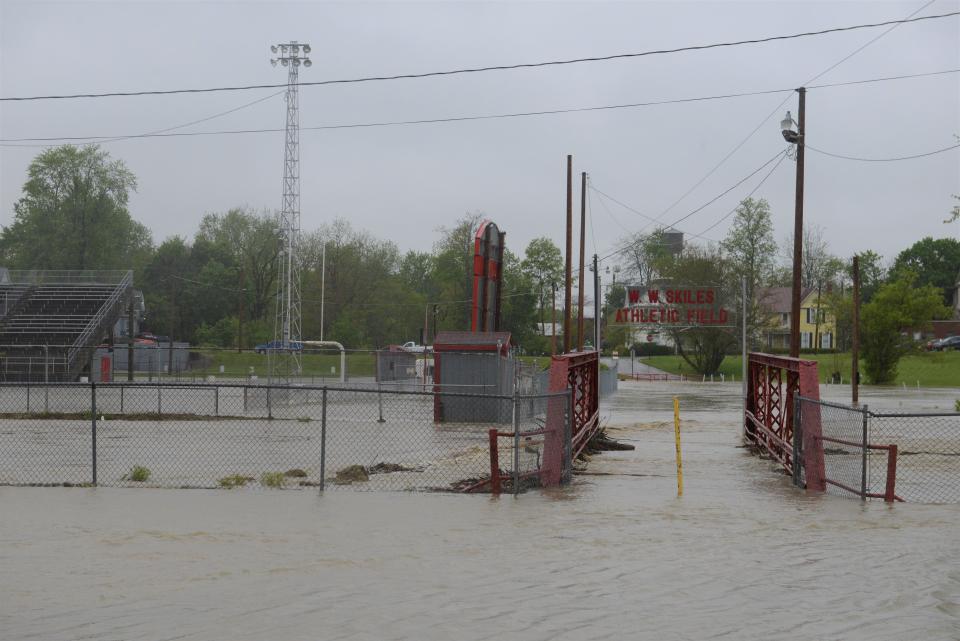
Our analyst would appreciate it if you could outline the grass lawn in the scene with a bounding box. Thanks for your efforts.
[641,351,960,387]
[187,349,376,378]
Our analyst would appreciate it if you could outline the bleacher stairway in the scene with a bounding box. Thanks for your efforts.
[0,271,133,381]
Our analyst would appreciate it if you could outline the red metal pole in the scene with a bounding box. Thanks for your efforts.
[489,428,501,495]
[885,444,898,503]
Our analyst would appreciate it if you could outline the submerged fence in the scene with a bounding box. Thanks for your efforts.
[795,395,960,503]
[0,382,570,493]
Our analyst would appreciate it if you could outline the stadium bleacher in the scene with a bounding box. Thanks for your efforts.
[0,272,133,381]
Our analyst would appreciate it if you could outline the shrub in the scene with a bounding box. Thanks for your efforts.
[219,474,254,488]
[128,466,151,482]
[260,472,285,488]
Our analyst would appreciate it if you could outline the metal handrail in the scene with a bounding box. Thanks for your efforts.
[66,271,133,375]
[3,270,131,285]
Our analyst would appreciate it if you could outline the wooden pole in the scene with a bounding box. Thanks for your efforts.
[551,284,557,356]
[789,88,806,358]
[577,172,587,351]
[564,155,573,354]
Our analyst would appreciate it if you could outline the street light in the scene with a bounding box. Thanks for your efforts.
[782,89,806,358]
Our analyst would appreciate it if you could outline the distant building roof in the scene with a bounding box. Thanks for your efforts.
[433,331,512,354]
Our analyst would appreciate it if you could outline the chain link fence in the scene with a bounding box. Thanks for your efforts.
[796,395,959,503]
[869,412,960,503]
[0,382,570,493]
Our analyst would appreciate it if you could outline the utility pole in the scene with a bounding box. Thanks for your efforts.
[788,87,806,358]
[852,254,860,404]
[577,171,587,351]
[564,155,573,354]
[593,254,600,351]
[268,41,311,383]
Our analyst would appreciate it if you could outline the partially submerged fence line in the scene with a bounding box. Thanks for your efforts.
[0,381,568,492]
[744,352,825,491]
[795,396,901,503]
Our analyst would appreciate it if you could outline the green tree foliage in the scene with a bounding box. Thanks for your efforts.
[659,245,736,375]
[2,145,152,270]
[197,208,280,320]
[852,249,886,302]
[889,237,960,306]
[861,273,951,383]
[722,197,777,344]
[520,237,564,333]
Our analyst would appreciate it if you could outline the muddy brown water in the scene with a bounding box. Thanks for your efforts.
[1,380,958,640]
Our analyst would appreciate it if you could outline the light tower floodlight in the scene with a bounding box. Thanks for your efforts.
[267,41,312,383]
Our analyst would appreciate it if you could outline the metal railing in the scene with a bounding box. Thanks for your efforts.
[3,270,132,285]
[66,271,133,377]
[0,381,571,493]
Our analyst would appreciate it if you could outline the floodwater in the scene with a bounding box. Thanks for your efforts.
[2,380,958,640]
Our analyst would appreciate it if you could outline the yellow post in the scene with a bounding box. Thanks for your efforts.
[673,396,683,496]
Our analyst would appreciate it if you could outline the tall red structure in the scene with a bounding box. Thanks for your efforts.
[470,220,506,332]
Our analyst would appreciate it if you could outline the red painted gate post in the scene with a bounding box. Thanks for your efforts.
[541,356,570,487]
[885,445,898,503]
[798,360,826,492]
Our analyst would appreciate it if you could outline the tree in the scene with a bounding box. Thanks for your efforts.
[520,237,564,334]
[659,244,736,375]
[722,197,777,345]
[889,237,960,306]
[780,224,842,290]
[861,273,951,384]
[2,145,152,270]
[621,229,671,285]
[853,250,886,302]
[196,208,280,322]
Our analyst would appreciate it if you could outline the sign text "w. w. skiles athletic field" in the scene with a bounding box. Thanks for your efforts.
[612,287,729,326]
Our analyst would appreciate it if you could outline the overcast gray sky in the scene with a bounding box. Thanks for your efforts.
[1,0,958,272]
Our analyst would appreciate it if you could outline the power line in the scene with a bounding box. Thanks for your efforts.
[3,67,957,146]
[806,142,960,162]
[652,0,942,220]
[697,150,789,236]
[3,11,958,103]
[596,149,786,263]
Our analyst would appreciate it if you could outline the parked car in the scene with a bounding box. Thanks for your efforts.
[401,341,432,353]
[254,340,303,354]
[932,336,960,351]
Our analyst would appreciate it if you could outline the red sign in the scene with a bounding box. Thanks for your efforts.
[614,287,729,326]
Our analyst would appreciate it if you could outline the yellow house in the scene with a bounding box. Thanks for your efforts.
[758,287,836,350]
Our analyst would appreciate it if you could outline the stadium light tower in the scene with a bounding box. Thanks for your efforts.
[268,41,311,383]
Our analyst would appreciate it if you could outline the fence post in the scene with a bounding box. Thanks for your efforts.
[26,380,30,413]
[792,392,802,487]
[884,444,898,503]
[44,345,49,413]
[860,404,869,501]
[377,381,385,423]
[214,386,219,417]
[243,385,248,414]
[157,384,162,418]
[563,394,573,483]
[319,387,327,491]
[513,392,520,496]
[120,385,124,414]
[267,385,272,419]
[488,428,501,495]
[91,381,98,486]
